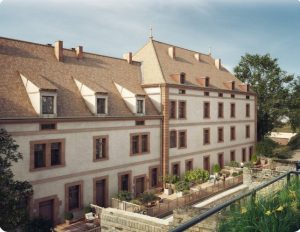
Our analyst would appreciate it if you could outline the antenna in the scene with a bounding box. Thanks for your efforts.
[149,25,153,39]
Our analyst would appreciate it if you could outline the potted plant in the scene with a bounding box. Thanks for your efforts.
[64,211,74,225]
[174,180,190,197]
[162,174,179,195]
[139,192,158,207]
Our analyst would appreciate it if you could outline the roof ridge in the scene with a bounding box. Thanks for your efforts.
[0,36,142,64]
[151,39,210,57]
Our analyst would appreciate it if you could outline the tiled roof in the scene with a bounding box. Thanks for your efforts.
[20,72,58,91]
[0,37,159,118]
[150,40,249,91]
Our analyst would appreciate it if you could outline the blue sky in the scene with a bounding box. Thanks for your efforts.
[0,0,299,75]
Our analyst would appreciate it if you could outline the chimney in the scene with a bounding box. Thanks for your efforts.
[194,53,200,61]
[123,52,133,64]
[54,41,63,62]
[75,46,83,59]
[168,46,176,59]
[215,58,221,69]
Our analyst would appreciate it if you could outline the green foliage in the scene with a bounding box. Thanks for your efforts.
[138,192,158,204]
[130,199,142,205]
[174,180,190,192]
[115,191,132,201]
[183,168,209,184]
[228,161,239,167]
[273,146,293,159]
[0,128,33,230]
[218,178,300,232]
[288,133,300,150]
[287,76,300,132]
[256,137,279,157]
[84,204,92,213]
[251,153,258,163]
[220,170,231,177]
[213,164,221,174]
[234,54,294,141]
[64,211,74,220]
[24,217,52,232]
[163,174,179,184]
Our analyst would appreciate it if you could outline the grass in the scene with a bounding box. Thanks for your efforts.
[218,178,300,232]
[273,124,293,133]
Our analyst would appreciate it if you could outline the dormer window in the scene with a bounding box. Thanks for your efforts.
[231,81,235,90]
[42,96,54,114]
[40,92,57,116]
[97,97,106,114]
[137,99,144,114]
[180,73,186,84]
[205,77,210,87]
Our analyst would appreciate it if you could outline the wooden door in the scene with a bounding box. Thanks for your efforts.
[204,156,210,172]
[218,153,224,169]
[96,179,106,207]
[39,199,54,226]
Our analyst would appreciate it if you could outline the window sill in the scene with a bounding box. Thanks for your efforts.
[178,146,187,149]
[93,157,109,162]
[130,152,150,156]
[30,164,65,172]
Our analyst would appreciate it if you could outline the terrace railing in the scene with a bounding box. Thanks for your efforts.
[146,175,243,218]
[169,170,300,232]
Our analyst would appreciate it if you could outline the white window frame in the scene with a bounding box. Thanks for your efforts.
[136,97,145,115]
[95,95,108,115]
[40,91,57,117]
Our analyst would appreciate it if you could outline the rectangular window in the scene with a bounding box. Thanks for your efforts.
[203,156,210,172]
[132,135,139,155]
[178,101,186,119]
[94,136,108,161]
[205,78,210,87]
[249,146,253,160]
[218,93,223,97]
[169,101,177,119]
[204,102,210,118]
[141,134,148,153]
[204,91,209,96]
[121,174,130,191]
[42,96,54,114]
[230,103,236,118]
[203,128,210,145]
[180,73,185,84]
[135,120,145,126]
[30,139,65,171]
[34,144,46,168]
[137,100,144,114]
[246,95,250,99]
[40,123,56,130]
[179,89,186,94]
[178,131,187,148]
[68,185,80,210]
[230,126,236,141]
[246,125,250,138]
[97,98,106,114]
[51,142,61,166]
[246,103,250,117]
[242,148,246,162]
[218,153,224,169]
[185,160,193,172]
[149,167,159,188]
[218,102,224,118]
[231,94,235,98]
[172,163,180,176]
[218,127,224,143]
[65,181,83,212]
[130,133,149,155]
[230,150,235,162]
[170,130,177,148]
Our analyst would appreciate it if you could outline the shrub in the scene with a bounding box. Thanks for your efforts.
[24,217,52,232]
[256,137,279,157]
[273,146,292,159]
[115,191,132,201]
[138,192,157,204]
[184,168,209,184]
[218,178,300,232]
[163,174,180,184]
[213,164,221,174]
[288,132,300,150]
[130,199,142,205]
[228,161,239,167]
[174,180,190,192]
[64,211,74,220]
[251,153,258,163]
[232,172,238,177]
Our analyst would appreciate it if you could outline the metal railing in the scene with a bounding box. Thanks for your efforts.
[169,170,300,232]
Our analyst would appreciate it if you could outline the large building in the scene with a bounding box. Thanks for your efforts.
[0,36,256,225]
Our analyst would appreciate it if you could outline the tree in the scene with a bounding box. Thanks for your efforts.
[234,54,294,141]
[288,76,300,132]
[0,128,33,231]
